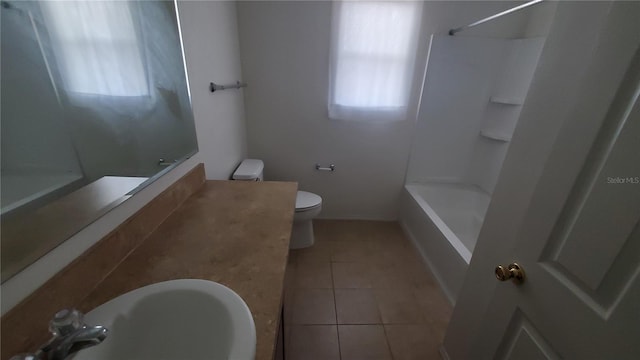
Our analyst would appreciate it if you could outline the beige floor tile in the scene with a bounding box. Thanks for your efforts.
[326,219,368,235]
[313,219,342,240]
[375,287,427,324]
[414,284,453,340]
[288,251,297,265]
[291,288,336,324]
[283,324,293,358]
[286,220,452,356]
[369,262,416,290]
[335,289,381,324]
[291,240,334,264]
[366,221,405,242]
[284,286,295,325]
[331,240,372,262]
[372,242,417,264]
[384,324,441,360]
[338,325,392,359]
[285,261,297,291]
[287,325,340,360]
[332,262,373,288]
[319,220,401,243]
[337,225,371,243]
[285,322,294,343]
[284,260,298,324]
[404,260,439,288]
[314,219,360,242]
[312,219,334,240]
[294,262,333,288]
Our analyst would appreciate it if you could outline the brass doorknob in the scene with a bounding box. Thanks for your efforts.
[495,262,525,284]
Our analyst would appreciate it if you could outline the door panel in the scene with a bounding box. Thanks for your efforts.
[496,310,559,360]
[541,95,640,292]
[538,94,640,315]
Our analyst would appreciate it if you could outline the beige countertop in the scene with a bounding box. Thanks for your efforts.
[78,180,297,360]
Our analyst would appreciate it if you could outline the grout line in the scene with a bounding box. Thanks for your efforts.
[329,249,343,360]
[381,321,396,360]
[312,224,448,359]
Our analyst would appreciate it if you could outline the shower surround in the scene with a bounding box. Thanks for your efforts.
[401,35,544,303]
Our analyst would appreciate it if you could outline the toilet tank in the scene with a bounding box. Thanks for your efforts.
[232,159,264,181]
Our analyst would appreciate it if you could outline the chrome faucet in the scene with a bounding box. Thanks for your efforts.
[11,309,108,360]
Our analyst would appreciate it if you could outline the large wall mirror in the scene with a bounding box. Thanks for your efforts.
[1,0,199,282]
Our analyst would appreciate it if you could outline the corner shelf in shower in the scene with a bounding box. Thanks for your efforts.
[479,130,511,142]
[489,96,524,105]
[479,100,522,143]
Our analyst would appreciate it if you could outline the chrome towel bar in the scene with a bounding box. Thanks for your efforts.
[315,164,335,172]
[210,81,248,93]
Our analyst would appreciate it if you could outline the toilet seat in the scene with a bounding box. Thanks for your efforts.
[295,191,322,212]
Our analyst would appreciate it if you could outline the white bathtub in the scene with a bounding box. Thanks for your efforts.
[399,182,490,304]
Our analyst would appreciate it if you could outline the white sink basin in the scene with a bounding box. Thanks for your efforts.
[74,279,256,360]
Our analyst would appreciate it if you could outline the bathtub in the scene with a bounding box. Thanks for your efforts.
[399,182,490,304]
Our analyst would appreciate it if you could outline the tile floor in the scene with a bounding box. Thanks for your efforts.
[284,220,453,360]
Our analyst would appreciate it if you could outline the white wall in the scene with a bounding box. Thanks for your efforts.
[407,36,544,195]
[1,0,248,314]
[466,38,545,194]
[179,1,248,180]
[236,1,533,220]
[406,35,508,185]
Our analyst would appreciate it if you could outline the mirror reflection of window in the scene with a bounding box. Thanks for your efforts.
[40,0,148,97]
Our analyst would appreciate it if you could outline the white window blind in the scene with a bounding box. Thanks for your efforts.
[40,1,148,97]
[329,1,422,121]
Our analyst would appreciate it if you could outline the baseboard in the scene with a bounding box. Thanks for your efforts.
[400,220,455,359]
[316,215,398,221]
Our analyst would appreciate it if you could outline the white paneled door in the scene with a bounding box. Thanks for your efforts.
[483,68,640,359]
[444,1,640,359]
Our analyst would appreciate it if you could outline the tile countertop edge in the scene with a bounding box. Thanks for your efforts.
[78,180,298,360]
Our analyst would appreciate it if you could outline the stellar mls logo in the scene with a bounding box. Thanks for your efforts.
[607,176,640,184]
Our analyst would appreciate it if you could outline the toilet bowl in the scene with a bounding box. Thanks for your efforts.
[232,159,322,249]
[291,191,322,249]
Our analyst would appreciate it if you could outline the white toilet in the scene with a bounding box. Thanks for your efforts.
[232,159,322,249]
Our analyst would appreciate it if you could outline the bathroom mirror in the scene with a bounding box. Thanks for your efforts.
[0,0,198,282]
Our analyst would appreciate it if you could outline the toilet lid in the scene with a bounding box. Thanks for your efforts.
[296,191,322,210]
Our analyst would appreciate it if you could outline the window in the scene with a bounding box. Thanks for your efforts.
[329,1,422,121]
[40,1,148,97]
